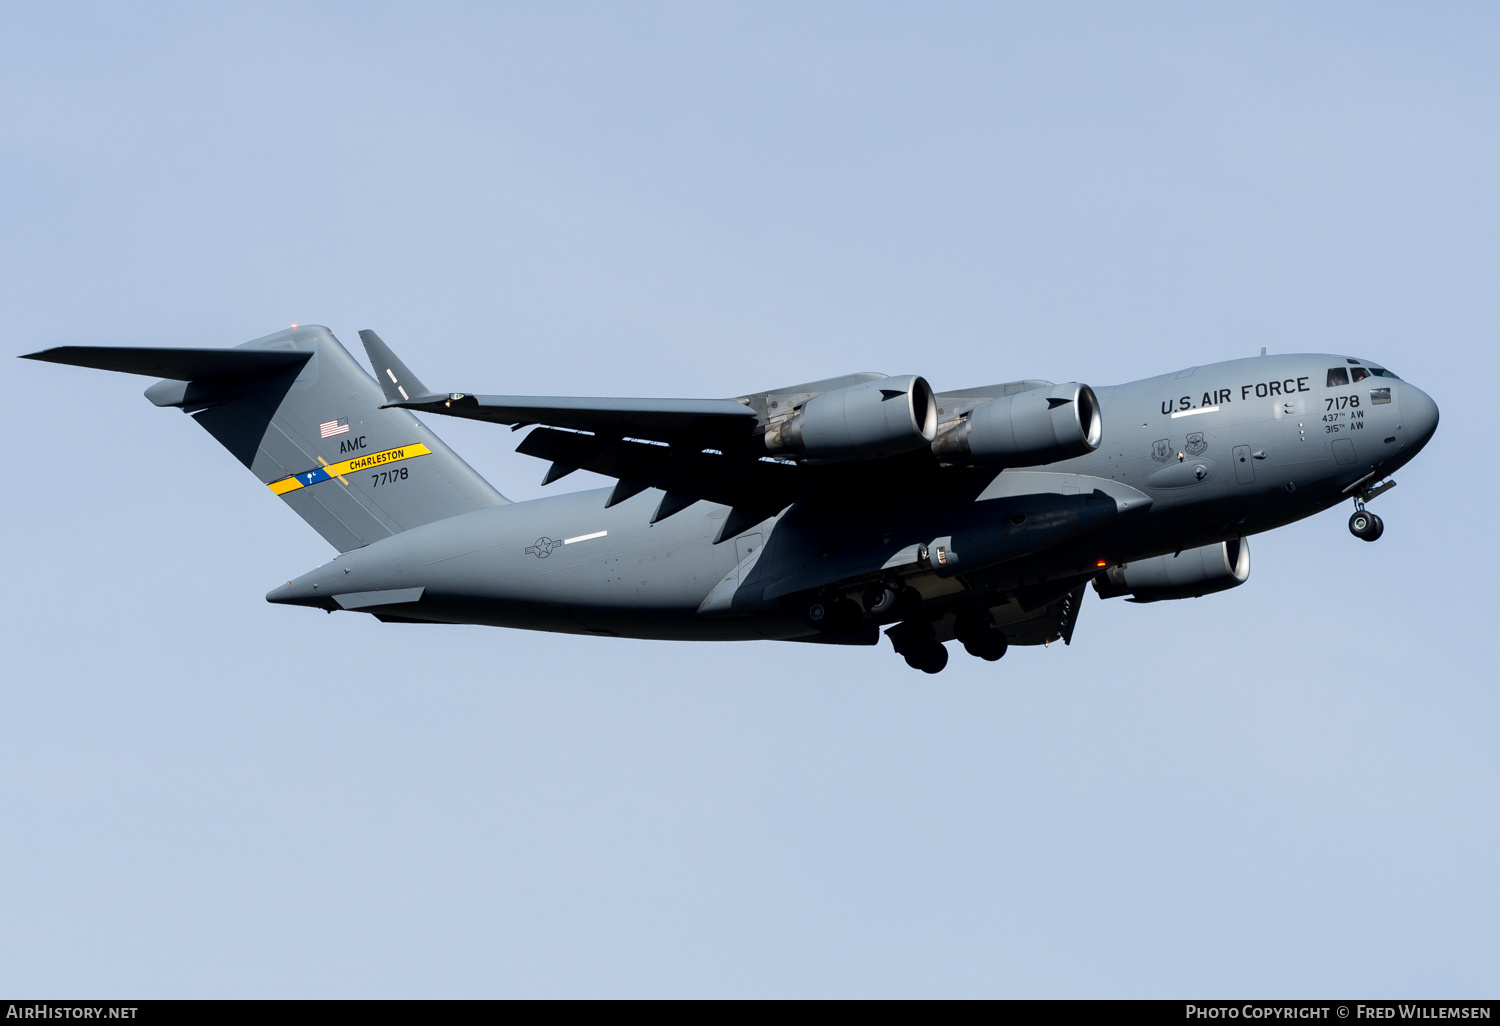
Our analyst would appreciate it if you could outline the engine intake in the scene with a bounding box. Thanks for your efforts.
[764,374,937,460]
[1093,538,1251,603]
[932,382,1102,465]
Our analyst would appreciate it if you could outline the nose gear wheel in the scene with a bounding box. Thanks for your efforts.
[1349,509,1384,542]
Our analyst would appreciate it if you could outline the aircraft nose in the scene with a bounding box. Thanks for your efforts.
[1402,383,1439,450]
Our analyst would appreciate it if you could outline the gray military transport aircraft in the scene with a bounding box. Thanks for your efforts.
[22,326,1438,673]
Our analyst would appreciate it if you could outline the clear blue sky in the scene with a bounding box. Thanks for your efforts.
[2,1,1495,997]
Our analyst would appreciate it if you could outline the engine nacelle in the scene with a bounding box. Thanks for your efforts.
[764,374,937,460]
[1093,538,1251,603]
[931,382,1102,465]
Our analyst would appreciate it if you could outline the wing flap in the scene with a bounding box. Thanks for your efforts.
[516,425,809,532]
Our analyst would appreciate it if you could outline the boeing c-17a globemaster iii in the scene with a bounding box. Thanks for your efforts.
[21,326,1439,673]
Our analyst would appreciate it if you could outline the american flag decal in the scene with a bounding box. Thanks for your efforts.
[319,417,350,438]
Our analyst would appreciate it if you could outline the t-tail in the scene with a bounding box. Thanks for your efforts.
[22,325,507,551]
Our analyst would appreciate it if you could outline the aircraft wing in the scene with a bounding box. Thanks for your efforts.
[390,392,760,441]
[359,329,759,442]
[359,330,811,539]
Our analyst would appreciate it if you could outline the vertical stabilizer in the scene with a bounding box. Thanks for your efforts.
[25,325,507,551]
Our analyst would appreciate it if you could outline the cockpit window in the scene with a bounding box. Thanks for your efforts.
[1346,358,1361,365]
[1327,367,1350,387]
[1351,366,1371,382]
[1368,366,1399,379]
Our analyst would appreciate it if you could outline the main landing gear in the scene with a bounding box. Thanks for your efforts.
[884,610,1009,674]
[886,620,948,674]
[954,610,1008,662]
[805,584,1010,675]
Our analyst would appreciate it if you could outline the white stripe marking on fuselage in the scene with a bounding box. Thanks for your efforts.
[1170,405,1220,419]
[564,530,607,545]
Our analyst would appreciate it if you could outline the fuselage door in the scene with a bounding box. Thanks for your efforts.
[1232,444,1255,484]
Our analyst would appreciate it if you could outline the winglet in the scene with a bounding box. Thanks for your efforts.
[359,329,434,405]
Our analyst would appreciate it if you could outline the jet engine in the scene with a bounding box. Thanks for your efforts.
[931,382,1102,465]
[763,374,938,460]
[1093,538,1251,603]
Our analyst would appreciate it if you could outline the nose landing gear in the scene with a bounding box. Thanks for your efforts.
[1346,476,1396,542]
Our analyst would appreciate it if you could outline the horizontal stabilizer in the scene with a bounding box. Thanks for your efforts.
[20,345,310,381]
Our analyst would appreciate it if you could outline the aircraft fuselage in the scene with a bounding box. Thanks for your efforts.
[266,353,1439,646]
